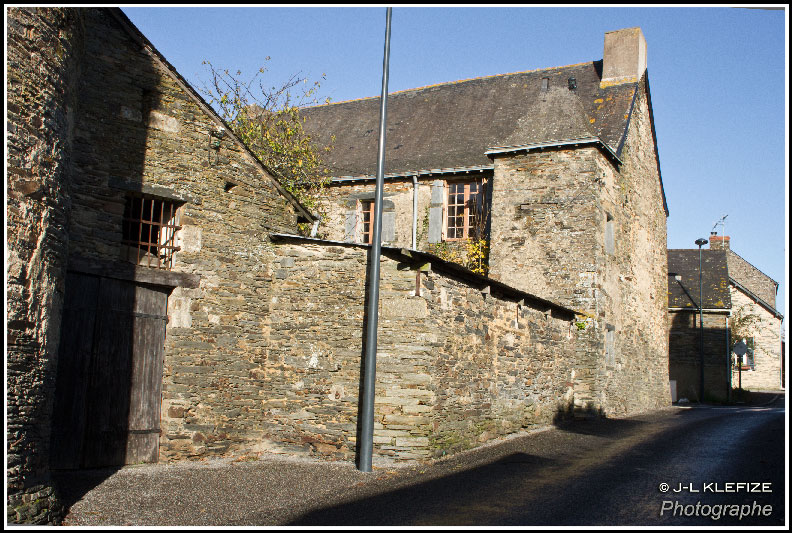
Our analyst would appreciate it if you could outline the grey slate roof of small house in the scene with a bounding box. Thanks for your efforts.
[726,250,781,308]
[726,250,783,319]
[299,60,639,179]
[667,249,731,310]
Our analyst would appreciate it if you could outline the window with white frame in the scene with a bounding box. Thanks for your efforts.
[445,179,485,241]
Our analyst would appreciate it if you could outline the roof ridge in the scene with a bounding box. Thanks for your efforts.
[303,61,595,110]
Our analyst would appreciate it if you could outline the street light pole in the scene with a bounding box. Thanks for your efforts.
[695,237,708,403]
[358,7,392,473]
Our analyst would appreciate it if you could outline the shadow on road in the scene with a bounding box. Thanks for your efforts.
[286,451,559,526]
[550,402,648,437]
[51,466,122,514]
[288,402,785,526]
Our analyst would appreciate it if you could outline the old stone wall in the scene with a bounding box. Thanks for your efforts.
[6,7,84,524]
[668,311,731,402]
[593,81,670,415]
[214,240,579,464]
[320,179,423,246]
[487,82,670,417]
[729,288,783,390]
[488,147,603,313]
[319,172,493,274]
[58,9,305,462]
[486,147,609,415]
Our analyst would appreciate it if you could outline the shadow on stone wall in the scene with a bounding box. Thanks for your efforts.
[354,245,375,469]
[47,8,166,518]
[551,401,604,426]
[668,311,730,403]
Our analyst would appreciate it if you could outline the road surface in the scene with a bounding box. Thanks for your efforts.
[291,399,785,526]
[56,395,785,526]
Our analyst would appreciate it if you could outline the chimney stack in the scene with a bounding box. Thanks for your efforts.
[601,27,647,88]
[709,231,730,251]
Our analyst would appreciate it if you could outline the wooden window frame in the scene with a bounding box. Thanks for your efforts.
[445,179,485,241]
[359,199,375,245]
[122,194,182,270]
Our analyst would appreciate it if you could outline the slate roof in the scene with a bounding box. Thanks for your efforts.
[726,251,783,319]
[667,250,731,310]
[299,60,639,178]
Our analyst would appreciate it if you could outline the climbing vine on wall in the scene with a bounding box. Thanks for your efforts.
[728,306,761,350]
[199,60,334,234]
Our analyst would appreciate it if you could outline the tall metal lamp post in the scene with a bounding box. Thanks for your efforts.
[358,7,392,473]
[695,237,708,402]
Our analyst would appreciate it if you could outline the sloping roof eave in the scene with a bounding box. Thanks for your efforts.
[484,136,622,165]
[729,277,784,320]
[106,8,317,222]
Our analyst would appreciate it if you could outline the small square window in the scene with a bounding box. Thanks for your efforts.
[122,194,182,270]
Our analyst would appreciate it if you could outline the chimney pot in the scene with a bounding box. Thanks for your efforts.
[601,27,647,88]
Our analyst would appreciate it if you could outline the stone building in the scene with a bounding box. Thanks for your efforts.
[300,26,671,416]
[7,7,312,523]
[7,9,671,524]
[667,234,784,402]
[667,248,731,402]
[710,234,784,391]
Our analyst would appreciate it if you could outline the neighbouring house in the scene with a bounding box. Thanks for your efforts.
[7,8,671,525]
[667,248,731,402]
[667,234,784,402]
[709,234,784,391]
[300,26,671,416]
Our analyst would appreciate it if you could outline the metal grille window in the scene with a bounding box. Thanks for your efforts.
[122,195,181,270]
[446,180,484,240]
[360,200,374,244]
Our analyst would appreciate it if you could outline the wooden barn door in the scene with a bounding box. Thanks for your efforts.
[51,272,169,469]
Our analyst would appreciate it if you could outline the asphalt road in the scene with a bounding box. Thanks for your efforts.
[291,398,786,526]
[55,394,786,527]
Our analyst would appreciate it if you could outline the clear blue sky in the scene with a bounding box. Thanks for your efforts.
[122,5,788,320]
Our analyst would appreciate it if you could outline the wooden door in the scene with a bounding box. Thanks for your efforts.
[51,272,169,469]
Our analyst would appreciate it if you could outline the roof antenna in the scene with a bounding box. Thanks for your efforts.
[711,214,728,236]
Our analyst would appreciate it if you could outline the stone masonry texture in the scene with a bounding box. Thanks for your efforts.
[8,9,674,525]
[729,288,783,391]
[667,311,731,402]
[258,241,580,463]
[7,7,305,523]
[488,80,669,417]
[7,7,84,524]
[61,9,303,465]
[321,81,671,420]
[727,252,779,309]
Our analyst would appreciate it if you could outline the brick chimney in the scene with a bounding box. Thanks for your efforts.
[709,232,730,251]
[601,27,647,88]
